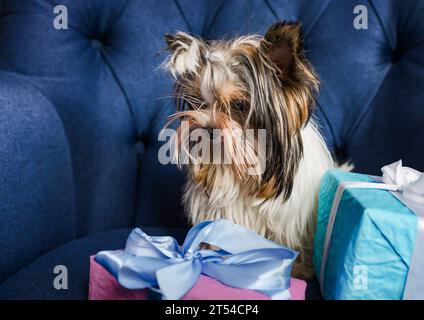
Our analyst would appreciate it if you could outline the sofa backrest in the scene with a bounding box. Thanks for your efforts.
[0,0,422,237]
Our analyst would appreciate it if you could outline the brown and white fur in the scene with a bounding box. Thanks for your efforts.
[162,22,336,279]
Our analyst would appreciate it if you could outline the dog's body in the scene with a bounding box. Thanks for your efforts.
[163,22,336,279]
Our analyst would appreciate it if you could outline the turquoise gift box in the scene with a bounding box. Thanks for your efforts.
[313,169,421,300]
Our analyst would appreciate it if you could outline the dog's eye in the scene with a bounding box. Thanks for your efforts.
[233,100,245,112]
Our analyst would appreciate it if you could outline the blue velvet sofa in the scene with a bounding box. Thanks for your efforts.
[0,0,423,299]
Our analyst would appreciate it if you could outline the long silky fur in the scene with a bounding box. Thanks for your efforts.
[163,22,336,279]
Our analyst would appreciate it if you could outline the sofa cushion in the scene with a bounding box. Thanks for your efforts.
[0,71,75,283]
[0,0,141,236]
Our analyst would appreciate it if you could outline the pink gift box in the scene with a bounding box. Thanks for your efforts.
[88,256,306,300]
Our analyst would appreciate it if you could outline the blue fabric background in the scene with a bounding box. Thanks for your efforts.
[0,0,423,298]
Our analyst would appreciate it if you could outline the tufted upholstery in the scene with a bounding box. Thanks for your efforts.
[0,0,423,297]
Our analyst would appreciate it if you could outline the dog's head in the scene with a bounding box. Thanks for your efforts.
[163,21,319,202]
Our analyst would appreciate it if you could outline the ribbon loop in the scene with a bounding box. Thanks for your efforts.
[382,160,424,204]
[96,219,298,300]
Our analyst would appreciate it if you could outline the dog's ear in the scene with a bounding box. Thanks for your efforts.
[261,21,303,82]
[163,31,204,78]
[261,21,319,130]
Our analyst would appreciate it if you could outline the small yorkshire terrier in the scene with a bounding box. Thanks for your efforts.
[162,22,336,279]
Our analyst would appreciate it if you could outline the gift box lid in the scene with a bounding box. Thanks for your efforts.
[89,256,307,300]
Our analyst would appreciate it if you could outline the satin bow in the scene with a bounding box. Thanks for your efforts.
[95,219,298,300]
[382,160,424,205]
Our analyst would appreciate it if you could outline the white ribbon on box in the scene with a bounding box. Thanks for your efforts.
[320,160,424,299]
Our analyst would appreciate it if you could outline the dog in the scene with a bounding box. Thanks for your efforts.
[162,22,336,279]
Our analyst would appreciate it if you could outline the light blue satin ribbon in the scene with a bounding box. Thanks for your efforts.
[95,219,298,300]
